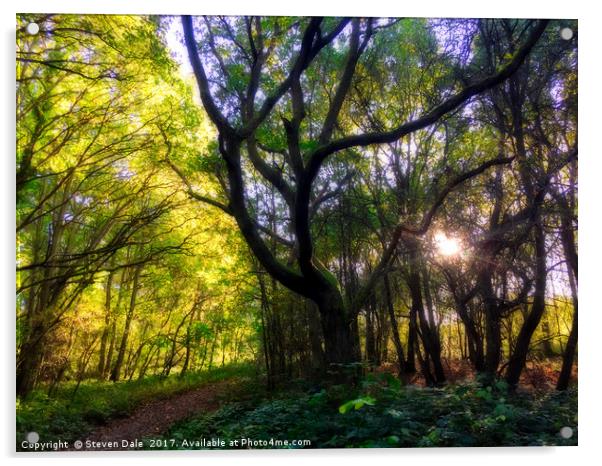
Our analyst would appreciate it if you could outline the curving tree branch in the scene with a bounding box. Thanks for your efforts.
[304,20,549,185]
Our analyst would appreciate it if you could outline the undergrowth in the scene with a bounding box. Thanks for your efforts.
[17,366,577,450]
[158,372,577,449]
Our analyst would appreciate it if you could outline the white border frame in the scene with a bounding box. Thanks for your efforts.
[3,2,597,465]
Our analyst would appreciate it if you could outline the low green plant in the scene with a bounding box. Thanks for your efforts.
[158,375,577,449]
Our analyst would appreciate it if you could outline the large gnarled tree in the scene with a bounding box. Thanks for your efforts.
[178,16,549,371]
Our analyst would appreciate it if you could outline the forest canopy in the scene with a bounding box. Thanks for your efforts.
[16,13,577,449]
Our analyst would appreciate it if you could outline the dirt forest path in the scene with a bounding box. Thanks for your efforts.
[81,378,238,450]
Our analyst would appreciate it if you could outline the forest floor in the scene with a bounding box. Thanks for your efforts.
[16,363,258,451]
[374,357,578,391]
[82,378,238,450]
[151,368,577,449]
[17,361,577,451]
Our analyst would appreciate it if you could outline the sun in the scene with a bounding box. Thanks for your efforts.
[434,232,462,257]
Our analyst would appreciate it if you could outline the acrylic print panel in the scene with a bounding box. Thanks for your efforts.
[16,14,577,451]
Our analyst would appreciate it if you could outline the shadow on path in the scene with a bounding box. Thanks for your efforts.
[81,378,238,450]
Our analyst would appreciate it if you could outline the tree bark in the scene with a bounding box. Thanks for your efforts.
[407,259,445,385]
[557,203,578,390]
[365,300,377,367]
[505,222,547,387]
[317,290,355,370]
[110,265,142,382]
[97,269,114,377]
[384,274,406,377]
[556,298,577,390]
[406,304,418,374]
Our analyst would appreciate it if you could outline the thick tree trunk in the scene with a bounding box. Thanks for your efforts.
[317,291,356,374]
[17,194,70,397]
[16,325,45,397]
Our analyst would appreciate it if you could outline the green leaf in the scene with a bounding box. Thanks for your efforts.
[338,396,376,414]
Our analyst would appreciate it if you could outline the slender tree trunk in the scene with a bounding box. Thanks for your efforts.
[350,314,362,362]
[457,301,485,371]
[540,318,556,356]
[208,328,218,369]
[556,183,578,390]
[557,217,578,390]
[365,301,376,367]
[307,302,326,376]
[104,319,117,378]
[103,268,128,379]
[71,337,98,400]
[557,299,577,390]
[163,304,193,376]
[406,305,417,374]
[258,272,274,388]
[505,223,547,387]
[97,269,114,377]
[138,345,158,380]
[111,265,142,382]
[377,301,389,364]
[420,267,445,383]
[407,262,445,385]
[180,328,192,377]
[384,274,406,377]
[180,305,198,378]
[479,264,502,382]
